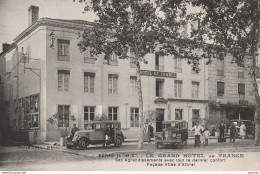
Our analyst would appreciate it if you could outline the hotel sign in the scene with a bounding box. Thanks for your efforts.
[140,70,176,78]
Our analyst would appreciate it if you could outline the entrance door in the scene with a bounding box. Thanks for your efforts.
[156,109,164,132]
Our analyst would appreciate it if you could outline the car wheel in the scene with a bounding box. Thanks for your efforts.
[114,136,123,147]
[79,139,89,150]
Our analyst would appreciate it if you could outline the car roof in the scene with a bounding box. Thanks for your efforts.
[162,120,187,123]
[85,121,121,124]
[230,120,251,122]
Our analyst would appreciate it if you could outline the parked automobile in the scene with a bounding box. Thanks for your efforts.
[65,121,124,149]
[230,119,253,137]
[155,120,188,149]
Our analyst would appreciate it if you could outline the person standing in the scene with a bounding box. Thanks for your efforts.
[148,123,154,142]
[229,122,236,143]
[192,122,203,147]
[203,128,210,146]
[240,122,246,139]
[71,124,79,138]
[219,123,225,138]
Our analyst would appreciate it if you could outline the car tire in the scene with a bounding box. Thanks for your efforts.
[114,136,123,147]
[79,139,89,150]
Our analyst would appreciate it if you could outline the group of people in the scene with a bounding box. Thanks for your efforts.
[191,121,247,147]
[192,122,210,147]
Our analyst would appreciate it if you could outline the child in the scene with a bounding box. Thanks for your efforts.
[203,128,210,146]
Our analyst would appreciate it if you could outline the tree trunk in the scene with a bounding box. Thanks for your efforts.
[136,61,144,150]
[252,52,260,144]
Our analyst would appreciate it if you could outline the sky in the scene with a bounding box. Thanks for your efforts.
[0,0,97,52]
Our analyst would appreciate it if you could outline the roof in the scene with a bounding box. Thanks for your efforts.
[1,18,93,56]
[42,18,93,26]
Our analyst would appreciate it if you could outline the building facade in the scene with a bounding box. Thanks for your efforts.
[0,6,210,142]
[208,55,256,122]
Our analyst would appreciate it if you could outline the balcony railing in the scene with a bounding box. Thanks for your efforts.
[58,55,70,62]
[174,67,182,73]
[108,60,118,66]
[217,70,224,76]
[84,57,96,64]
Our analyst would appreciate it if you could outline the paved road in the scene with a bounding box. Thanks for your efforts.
[0,138,260,171]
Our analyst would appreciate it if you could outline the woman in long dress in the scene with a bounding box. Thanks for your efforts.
[240,122,246,139]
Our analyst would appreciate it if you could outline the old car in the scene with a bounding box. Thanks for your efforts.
[66,121,124,149]
[230,119,253,137]
[155,120,188,149]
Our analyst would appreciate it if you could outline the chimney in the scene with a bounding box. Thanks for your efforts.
[28,5,39,26]
[2,43,10,52]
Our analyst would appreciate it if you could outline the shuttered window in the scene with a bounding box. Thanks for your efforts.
[58,70,70,91]
[84,72,95,93]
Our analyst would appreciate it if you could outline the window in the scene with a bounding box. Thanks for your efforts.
[174,58,182,73]
[175,109,183,120]
[130,51,136,68]
[84,47,95,64]
[217,59,224,76]
[238,83,245,98]
[192,109,200,127]
[108,74,118,94]
[192,81,199,99]
[130,107,139,127]
[174,80,182,98]
[156,79,164,97]
[84,72,95,93]
[155,54,164,71]
[57,105,70,127]
[32,114,39,128]
[84,106,95,124]
[108,107,118,121]
[58,70,70,92]
[130,76,138,95]
[58,39,70,61]
[217,81,225,96]
[108,52,118,66]
[238,67,244,78]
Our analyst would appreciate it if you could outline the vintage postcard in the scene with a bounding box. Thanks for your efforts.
[0,0,260,171]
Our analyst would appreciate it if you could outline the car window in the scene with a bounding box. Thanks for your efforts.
[96,124,101,130]
[115,123,119,129]
[101,123,106,130]
[85,124,93,130]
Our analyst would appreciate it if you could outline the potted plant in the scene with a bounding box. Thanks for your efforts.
[47,109,76,146]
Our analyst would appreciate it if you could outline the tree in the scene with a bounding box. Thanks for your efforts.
[75,0,194,149]
[188,0,260,144]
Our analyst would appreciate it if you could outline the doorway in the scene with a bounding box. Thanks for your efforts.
[156,108,164,132]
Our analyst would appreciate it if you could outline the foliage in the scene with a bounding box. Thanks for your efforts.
[47,109,76,137]
[94,114,108,121]
[142,110,159,133]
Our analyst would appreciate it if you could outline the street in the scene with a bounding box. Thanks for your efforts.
[1,138,260,171]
